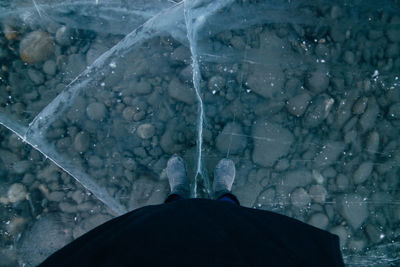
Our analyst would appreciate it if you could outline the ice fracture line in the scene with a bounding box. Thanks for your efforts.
[184,4,208,197]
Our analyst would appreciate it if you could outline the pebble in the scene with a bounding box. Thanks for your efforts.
[365,224,384,244]
[27,68,45,85]
[168,78,196,104]
[252,120,294,167]
[286,92,311,117]
[137,123,156,139]
[43,60,57,76]
[246,67,285,99]
[122,106,137,121]
[368,29,383,40]
[122,158,137,171]
[388,103,400,119]
[3,23,18,40]
[313,141,344,169]
[330,6,343,19]
[277,170,313,194]
[330,25,346,43]
[329,225,348,247]
[133,147,147,158]
[290,187,311,208]
[160,120,177,153]
[352,97,368,115]
[303,94,334,128]
[257,188,276,207]
[88,156,103,168]
[6,216,27,236]
[22,173,35,184]
[359,97,379,132]
[74,131,90,152]
[7,183,27,203]
[336,194,368,230]
[71,190,85,204]
[47,191,65,202]
[343,51,355,65]
[386,26,400,43]
[65,53,87,79]
[59,201,78,213]
[386,43,399,58]
[353,161,373,184]
[134,111,146,121]
[12,160,32,174]
[215,122,247,154]
[309,184,327,203]
[0,47,8,60]
[55,26,74,46]
[306,69,329,94]
[208,75,226,93]
[86,102,106,121]
[133,80,152,95]
[86,42,109,65]
[308,213,329,230]
[77,201,95,212]
[170,45,191,63]
[19,31,54,64]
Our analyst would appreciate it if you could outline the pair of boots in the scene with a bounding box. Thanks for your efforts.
[167,155,235,200]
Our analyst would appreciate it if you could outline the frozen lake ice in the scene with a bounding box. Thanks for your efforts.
[0,0,399,265]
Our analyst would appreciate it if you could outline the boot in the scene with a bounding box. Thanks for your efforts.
[213,158,235,199]
[167,154,190,199]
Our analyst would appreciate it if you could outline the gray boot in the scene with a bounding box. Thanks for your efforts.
[213,158,236,199]
[167,155,190,198]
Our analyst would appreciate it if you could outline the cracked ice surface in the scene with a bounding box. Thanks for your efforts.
[0,0,399,265]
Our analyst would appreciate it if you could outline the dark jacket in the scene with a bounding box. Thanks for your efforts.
[40,198,344,266]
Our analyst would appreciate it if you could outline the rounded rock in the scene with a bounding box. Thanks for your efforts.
[55,26,74,46]
[336,194,368,230]
[309,184,327,204]
[308,213,329,230]
[137,123,155,139]
[366,131,379,154]
[291,187,311,208]
[4,23,18,40]
[208,75,226,93]
[134,81,152,95]
[353,161,373,184]
[43,60,57,76]
[352,97,368,115]
[329,226,348,247]
[19,31,54,64]
[122,106,137,121]
[286,92,311,117]
[388,103,400,119]
[306,69,329,94]
[74,132,90,152]
[27,68,45,85]
[7,183,27,203]
[12,160,32,174]
[216,122,247,154]
[343,51,355,65]
[86,102,106,121]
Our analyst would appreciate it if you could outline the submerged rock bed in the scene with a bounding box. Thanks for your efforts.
[0,1,400,266]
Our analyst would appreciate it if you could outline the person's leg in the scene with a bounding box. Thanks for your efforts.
[213,159,240,205]
[165,155,190,203]
[164,193,184,203]
[217,192,240,206]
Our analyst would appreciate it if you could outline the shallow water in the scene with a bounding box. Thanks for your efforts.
[0,0,399,265]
